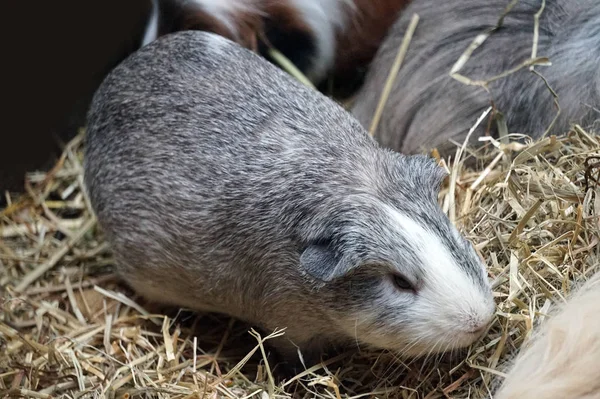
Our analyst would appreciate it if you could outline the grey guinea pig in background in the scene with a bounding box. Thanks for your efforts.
[352,0,600,158]
[84,30,495,363]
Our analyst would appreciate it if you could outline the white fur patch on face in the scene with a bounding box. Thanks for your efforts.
[385,206,494,338]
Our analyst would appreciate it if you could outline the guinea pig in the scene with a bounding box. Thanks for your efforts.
[493,270,600,399]
[84,30,495,363]
[351,0,600,157]
[140,0,410,85]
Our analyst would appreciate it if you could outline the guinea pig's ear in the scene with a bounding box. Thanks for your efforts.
[299,240,348,282]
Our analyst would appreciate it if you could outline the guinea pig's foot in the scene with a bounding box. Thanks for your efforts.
[268,340,342,383]
[263,338,320,381]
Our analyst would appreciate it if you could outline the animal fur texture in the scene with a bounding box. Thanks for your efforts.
[493,271,600,399]
[84,31,495,362]
[141,0,409,84]
[352,0,600,157]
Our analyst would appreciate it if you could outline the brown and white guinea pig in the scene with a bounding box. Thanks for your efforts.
[351,0,600,157]
[493,270,600,399]
[141,0,410,85]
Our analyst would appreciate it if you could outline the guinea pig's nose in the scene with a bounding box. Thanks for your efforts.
[464,315,490,335]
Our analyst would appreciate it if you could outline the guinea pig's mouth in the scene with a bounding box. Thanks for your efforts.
[452,328,488,349]
[386,332,482,359]
[466,324,487,337]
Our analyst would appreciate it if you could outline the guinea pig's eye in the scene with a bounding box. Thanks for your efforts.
[392,274,414,291]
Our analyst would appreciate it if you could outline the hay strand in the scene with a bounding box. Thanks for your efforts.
[368,13,420,137]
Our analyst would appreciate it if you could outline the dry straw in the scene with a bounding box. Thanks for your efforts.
[1,122,599,398]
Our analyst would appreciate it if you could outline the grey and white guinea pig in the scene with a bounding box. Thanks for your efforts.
[352,0,600,158]
[493,270,600,399]
[84,31,495,362]
[140,0,410,85]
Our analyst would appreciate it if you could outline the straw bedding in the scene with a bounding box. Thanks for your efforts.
[1,122,599,398]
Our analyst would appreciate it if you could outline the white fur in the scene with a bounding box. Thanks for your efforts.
[387,207,494,342]
[285,0,356,82]
[336,205,494,356]
[494,272,600,399]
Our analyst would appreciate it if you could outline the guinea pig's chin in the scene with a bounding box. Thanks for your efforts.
[354,329,476,359]
[388,332,482,358]
[452,330,487,349]
[365,326,487,358]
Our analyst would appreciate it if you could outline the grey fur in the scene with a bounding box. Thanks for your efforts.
[84,31,494,362]
[352,0,600,157]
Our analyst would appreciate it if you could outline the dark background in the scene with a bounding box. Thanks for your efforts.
[2,0,152,194]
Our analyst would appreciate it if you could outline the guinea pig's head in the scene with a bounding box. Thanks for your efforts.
[298,154,495,356]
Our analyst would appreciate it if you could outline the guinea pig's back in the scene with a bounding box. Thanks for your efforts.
[85,32,270,236]
[86,30,370,196]
[86,30,295,184]
[352,0,600,156]
[83,31,377,294]
[84,31,316,308]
